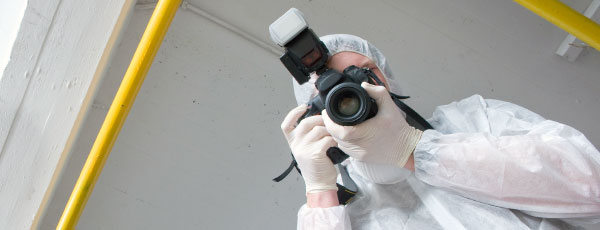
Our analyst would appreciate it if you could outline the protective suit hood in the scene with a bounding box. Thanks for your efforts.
[292,34,403,105]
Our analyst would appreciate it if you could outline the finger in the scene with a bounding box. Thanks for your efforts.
[361,82,389,107]
[305,126,330,142]
[322,109,355,140]
[296,115,325,135]
[281,104,308,134]
[317,136,338,151]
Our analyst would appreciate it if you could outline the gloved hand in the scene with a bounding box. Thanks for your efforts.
[323,82,423,168]
[281,104,338,194]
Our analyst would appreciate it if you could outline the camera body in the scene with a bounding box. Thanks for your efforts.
[301,66,379,125]
[269,8,380,126]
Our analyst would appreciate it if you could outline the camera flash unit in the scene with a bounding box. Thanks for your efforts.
[269,8,308,46]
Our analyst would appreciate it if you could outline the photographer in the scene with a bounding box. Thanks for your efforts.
[281,34,600,229]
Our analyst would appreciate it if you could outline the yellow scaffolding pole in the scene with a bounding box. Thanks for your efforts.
[515,0,600,51]
[57,0,181,229]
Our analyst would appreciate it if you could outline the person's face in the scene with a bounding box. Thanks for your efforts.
[309,51,390,92]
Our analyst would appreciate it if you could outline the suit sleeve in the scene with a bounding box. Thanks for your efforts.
[297,204,351,230]
[413,95,600,218]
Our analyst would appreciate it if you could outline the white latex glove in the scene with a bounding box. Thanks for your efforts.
[281,104,338,194]
[323,82,423,167]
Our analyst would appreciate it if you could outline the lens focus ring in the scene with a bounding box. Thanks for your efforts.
[325,83,374,126]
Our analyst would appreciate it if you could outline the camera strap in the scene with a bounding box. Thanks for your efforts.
[368,69,432,130]
[337,163,358,204]
[272,153,300,183]
[390,93,434,130]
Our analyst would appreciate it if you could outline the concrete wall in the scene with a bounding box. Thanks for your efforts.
[39,3,302,229]
[0,0,133,229]
[39,0,600,229]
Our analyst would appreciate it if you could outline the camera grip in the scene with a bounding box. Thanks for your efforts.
[326,147,349,164]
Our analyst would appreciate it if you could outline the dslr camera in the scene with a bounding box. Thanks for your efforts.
[269,8,381,126]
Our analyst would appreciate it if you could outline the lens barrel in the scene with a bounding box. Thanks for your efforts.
[325,83,377,126]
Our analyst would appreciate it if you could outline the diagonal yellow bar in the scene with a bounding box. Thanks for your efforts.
[515,0,600,51]
[57,0,181,229]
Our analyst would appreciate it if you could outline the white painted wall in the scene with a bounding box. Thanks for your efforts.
[0,1,27,78]
[0,0,133,229]
[34,0,600,229]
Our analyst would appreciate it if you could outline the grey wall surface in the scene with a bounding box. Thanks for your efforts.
[41,0,600,229]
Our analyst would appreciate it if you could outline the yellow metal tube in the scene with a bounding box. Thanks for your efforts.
[57,0,181,229]
[515,0,600,51]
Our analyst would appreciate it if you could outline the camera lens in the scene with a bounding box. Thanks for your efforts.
[325,83,377,126]
[337,93,360,116]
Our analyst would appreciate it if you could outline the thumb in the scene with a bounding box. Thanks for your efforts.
[321,109,343,135]
[361,82,390,107]
[322,109,354,140]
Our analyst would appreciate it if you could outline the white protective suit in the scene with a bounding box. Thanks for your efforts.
[293,34,600,229]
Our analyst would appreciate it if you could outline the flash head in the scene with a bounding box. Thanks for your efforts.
[269,8,308,46]
[269,8,330,84]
